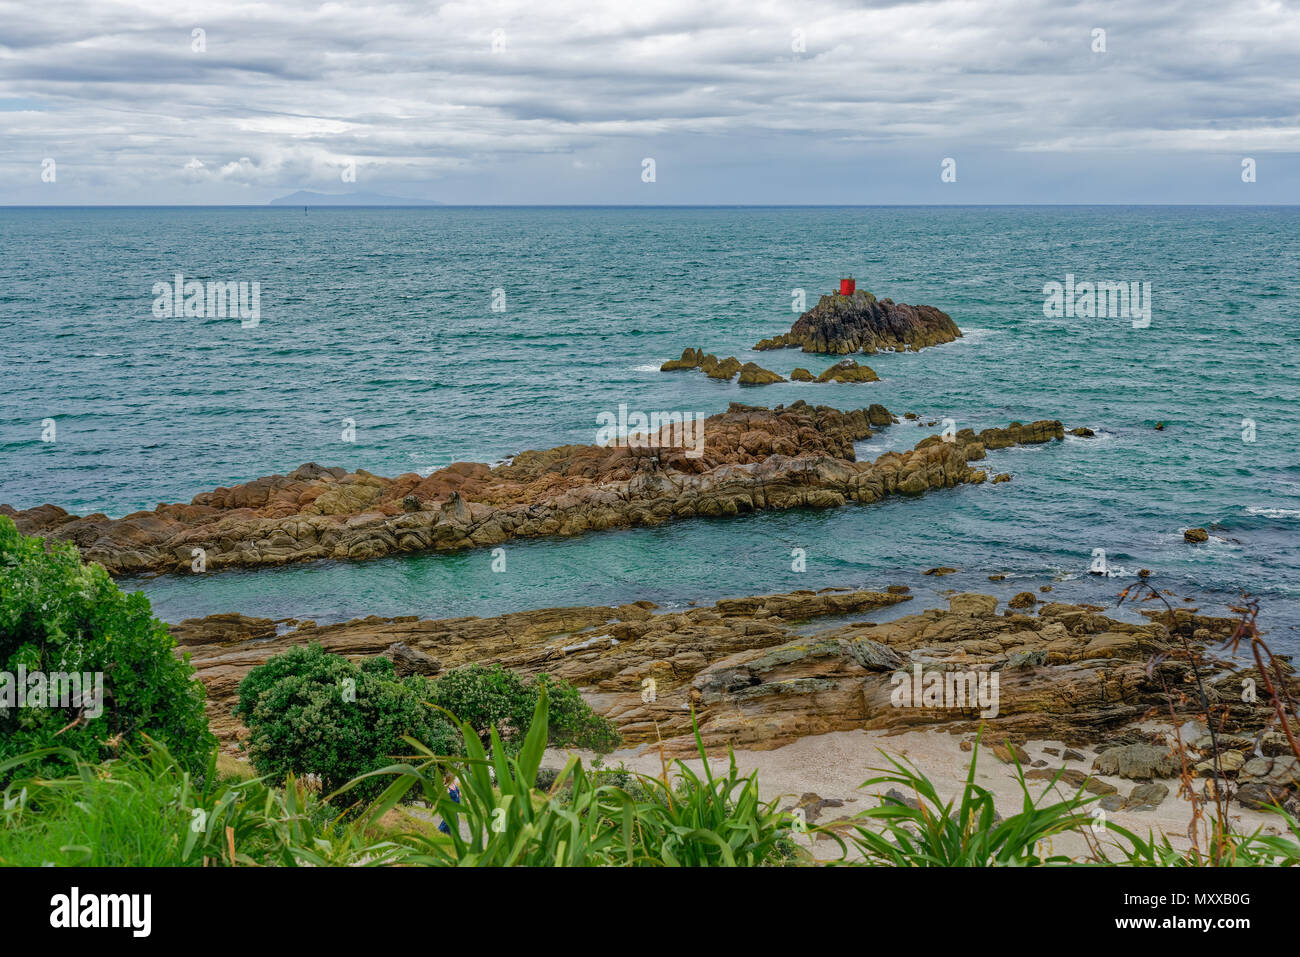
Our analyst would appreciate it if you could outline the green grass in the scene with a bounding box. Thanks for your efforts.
[4,716,1297,867]
[0,742,405,866]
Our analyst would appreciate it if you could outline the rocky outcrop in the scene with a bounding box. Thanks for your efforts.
[3,406,1064,576]
[660,348,785,384]
[815,359,879,383]
[385,641,442,678]
[180,588,1294,766]
[754,288,961,354]
[661,347,705,371]
[737,362,786,385]
[1184,528,1209,544]
[169,613,277,646]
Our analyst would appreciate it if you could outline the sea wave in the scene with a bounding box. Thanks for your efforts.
[1245,505,1300,519]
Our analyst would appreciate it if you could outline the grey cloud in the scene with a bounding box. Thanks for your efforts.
[0,0,1296,204]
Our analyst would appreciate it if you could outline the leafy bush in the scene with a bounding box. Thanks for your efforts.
[350,692,794,866]
[428,663,621,754]
[234,644,459,803]
[236,651,620,804]
[0,739,409,866]
[0,516,213,784]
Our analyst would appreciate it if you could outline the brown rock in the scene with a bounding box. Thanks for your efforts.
[708,356,743,380]
[737,362,786,385]
[384,641,442,678]
[660,347,704,371]
[753,288,961,354]
[9,406,1068,577]
[182,588,1297,758]
[814,358,879,383]
[992,743,1031,765]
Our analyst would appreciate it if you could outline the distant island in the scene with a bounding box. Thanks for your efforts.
[268,190,443,206]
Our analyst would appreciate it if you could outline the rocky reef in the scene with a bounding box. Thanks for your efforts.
[3,406,1063,576]
[662,348,877,384]
[177,587,1298,819]
[660,348,786,384]
[754,288,961,354]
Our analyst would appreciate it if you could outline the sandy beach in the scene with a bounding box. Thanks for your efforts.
[547,721,1288,861]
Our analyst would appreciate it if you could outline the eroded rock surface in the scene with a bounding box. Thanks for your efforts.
[4,406,1063,576]
[179,589,1293,770]
[754,288,961,354]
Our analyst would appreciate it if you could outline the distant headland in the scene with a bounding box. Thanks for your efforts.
[267,190,443,206]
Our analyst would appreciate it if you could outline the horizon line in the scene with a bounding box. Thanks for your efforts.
[2,202,1297,209]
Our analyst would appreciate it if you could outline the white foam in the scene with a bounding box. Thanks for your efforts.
[1246,505,1300,519]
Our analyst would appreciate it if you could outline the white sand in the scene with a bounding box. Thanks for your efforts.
[545,725,1288,862]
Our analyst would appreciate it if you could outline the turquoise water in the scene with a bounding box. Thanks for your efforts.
[2,206,1298,644]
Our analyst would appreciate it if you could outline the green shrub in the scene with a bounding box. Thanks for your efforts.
[234,644,458,803]
[0,517,213,784]
[429,663,621,754]
[236,651,621,805]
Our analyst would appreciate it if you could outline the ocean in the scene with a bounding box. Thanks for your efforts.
[2,206,1298,646]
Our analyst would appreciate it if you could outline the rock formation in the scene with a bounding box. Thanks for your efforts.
[737,362,786,385]
[814,358,879,383]
[178,587,1296,805]
[754,288,961,354]
[3,406,1064,576]
[660,348,785,384]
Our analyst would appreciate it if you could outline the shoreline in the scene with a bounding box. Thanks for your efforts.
[172,582,1298,832]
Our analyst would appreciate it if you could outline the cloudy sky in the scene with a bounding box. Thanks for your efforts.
[1,0,1297,204]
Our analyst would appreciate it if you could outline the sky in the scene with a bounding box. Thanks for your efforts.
[1,0,1297,204]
